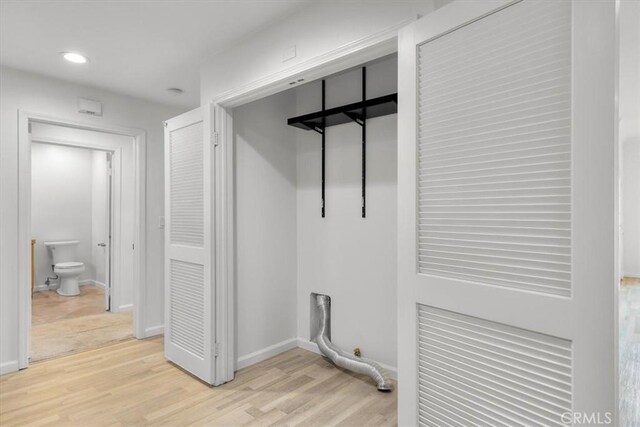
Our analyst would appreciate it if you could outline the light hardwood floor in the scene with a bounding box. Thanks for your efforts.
[31,286,133,362]
[620,276,640,426]
[32,285,105,326]
[0,338,397,426]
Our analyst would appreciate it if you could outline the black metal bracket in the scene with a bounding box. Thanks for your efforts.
[288,67,397,218]
[361,67,366,218]
[343,111,364,126]
[321,80,326,218]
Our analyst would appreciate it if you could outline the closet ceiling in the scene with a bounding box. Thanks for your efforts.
[0,0,311,108]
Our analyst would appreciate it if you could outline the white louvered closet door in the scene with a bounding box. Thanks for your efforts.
[164,105,215,384]
[398,1,617,425]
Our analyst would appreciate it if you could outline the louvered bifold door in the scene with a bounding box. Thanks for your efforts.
[164,105,215,384]
[398,1,617,425]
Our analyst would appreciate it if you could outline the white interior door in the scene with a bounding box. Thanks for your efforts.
[164,105,216,384]
[398,1,618,425]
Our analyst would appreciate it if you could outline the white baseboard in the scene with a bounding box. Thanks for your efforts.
[144,325,164,337]
[34,279,104,292]
[296,337,321,355]
[118,304,134,313]
[236,338,298,370]
[79,280,106,289]
[296,337,398,380]
[0,360,19,375]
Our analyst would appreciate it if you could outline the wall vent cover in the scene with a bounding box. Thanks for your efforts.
[416,0,572,296]
[417,304,573,426]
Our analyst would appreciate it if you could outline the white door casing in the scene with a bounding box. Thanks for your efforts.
[164,105,216,384]
[398,1,617,425]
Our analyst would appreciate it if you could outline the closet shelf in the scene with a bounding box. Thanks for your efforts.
[287,93,397,132]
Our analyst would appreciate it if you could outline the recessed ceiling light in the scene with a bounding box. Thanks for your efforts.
[62,52,88,64]
[167,88,184,96]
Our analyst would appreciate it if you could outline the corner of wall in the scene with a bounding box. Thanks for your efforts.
[144,325,164,338]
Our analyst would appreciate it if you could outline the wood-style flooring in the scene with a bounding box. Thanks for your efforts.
[620,276,640,426]
[32,285,106,326]
[31,286,133,362]
[7,279,638,425]
[0,338,397,426]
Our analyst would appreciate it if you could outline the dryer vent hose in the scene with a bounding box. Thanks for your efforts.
[314,294,392,392]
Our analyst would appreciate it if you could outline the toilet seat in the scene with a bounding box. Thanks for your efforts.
[55,261,84,269]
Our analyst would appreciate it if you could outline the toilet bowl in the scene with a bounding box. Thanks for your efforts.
[53,261,85,296]
[44,240,84,297]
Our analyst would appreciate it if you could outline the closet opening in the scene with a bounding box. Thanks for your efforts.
[229,54,399,390]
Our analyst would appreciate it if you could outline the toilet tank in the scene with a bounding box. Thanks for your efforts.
[44,240,80,265]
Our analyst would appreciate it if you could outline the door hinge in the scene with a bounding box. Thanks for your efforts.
[132,243,135,250]
[214,342,220,357]
[213,131,219,147]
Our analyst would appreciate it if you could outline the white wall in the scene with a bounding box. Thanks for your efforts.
[200,1,438,103]
[92,150,109,286]
[296,56,398,369]
[620,0,640,278]
[233,90,298,364]
[0,66,184,372]
[31,143,95,285]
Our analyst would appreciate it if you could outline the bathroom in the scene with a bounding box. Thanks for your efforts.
[29,122,135,362]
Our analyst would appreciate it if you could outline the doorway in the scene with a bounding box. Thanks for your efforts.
[29,138,130,362]
[17,112,147,368]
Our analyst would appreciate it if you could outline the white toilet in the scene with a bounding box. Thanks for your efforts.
[44,240,85,296]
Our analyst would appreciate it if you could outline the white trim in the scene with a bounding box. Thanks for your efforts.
[296,338,398,380]
[18,111,147,371]
[236,338,298,371]
[212,19,411,109]
[117,304,134,312]
[0,360,19,376]
[78,279,106,289]
[33,279,106,292]
[144,324,164,337]
[296,338,320,354]
[213,105,235,386]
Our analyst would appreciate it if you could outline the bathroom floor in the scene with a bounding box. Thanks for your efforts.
[31,285,132,362]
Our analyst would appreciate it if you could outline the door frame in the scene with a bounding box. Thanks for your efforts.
[209,17,422,384]
[17,110,147,369]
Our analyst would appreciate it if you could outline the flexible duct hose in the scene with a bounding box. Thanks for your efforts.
[314,294,392,392]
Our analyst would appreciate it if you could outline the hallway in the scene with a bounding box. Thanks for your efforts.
[1,338,397,426]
